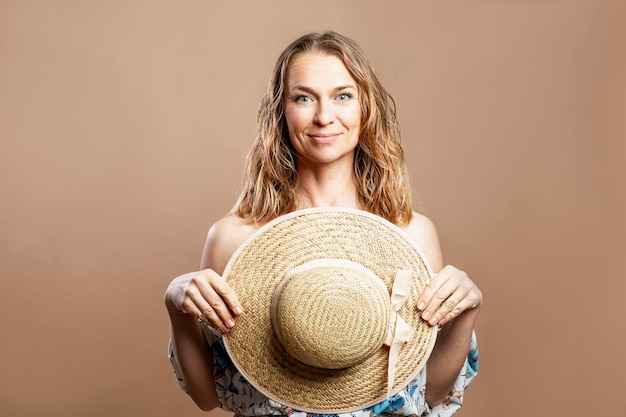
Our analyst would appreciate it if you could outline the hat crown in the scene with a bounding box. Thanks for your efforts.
[271,260,390,369]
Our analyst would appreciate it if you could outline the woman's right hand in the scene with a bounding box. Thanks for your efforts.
[164,269,244,333]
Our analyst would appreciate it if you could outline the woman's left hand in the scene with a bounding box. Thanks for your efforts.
[417,265,482,327]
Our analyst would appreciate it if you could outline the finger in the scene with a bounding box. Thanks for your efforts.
[207,273,244,316]
[417,267,454,313]
[182,282,229,332]
[433,284,472,326]
[178,290,218,331]
[435,278,482,325]
[417,271,446,311]
[179,294,204,320]
[439,297,475,325]
[422,277,460,325]
[195,274,241,331]
[202,304,230,333]
[178,272,230,331]
[194,285,233,332]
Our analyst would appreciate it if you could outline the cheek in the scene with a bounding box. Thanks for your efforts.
[344,106,362,129]
[283,107,303,134]
[283,114,300,146]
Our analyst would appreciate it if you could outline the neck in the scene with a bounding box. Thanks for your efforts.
[295,163,360,209]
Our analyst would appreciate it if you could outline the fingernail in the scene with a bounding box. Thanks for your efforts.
[226,319,235,328]
[234,306,243,315]
[422,311,431,320]
[418,302,425,310]
[220,326,230,333]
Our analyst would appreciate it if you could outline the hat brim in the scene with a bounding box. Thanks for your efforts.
[222,207,437,413]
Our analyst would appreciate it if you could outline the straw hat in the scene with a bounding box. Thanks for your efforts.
[222,207,437,413]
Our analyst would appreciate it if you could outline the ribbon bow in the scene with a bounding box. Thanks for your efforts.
[383,269,414,397]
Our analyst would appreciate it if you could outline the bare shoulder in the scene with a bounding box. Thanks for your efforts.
[400,212,444,272]
[200,215,261,274]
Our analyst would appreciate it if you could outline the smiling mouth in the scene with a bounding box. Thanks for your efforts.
[309,133,339,143]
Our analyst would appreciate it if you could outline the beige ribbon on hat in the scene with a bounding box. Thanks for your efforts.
[383,269,414,397]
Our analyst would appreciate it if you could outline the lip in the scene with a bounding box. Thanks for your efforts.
[309,133,339,144]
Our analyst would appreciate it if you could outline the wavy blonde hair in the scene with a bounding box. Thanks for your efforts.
[231,31,414,225]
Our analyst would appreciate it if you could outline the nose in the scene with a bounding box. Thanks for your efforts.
[313,100,335,126]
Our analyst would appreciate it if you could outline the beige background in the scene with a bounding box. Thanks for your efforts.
[1,1,624,416]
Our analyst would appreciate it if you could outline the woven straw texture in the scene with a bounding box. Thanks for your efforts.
[273,263,391,369]
[222,208,437,413]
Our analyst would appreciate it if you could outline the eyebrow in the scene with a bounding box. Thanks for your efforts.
[289,85,357,94]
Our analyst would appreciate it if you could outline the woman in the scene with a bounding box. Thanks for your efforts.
[165,31,482,416]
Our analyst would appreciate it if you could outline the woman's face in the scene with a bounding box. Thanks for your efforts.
[283,52,361,168]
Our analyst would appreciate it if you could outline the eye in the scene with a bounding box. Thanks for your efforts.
[294,95,312,103]
[336,93,352,102]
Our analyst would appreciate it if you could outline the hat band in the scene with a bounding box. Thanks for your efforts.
[384,269,415,396]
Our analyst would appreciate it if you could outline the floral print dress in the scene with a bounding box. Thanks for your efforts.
[169,325,478,417]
